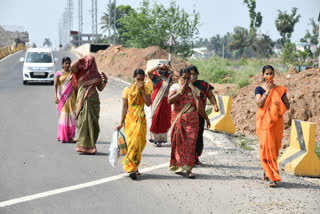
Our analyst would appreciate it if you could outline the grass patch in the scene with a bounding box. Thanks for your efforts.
[188,56,290,89]
[119,53,128,56]
[234,134,255,151]
[127,77,134,83]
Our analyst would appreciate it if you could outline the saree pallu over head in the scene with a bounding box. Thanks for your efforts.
[256,85,287,182]
[71,55,102,118]
[122,83,151,173]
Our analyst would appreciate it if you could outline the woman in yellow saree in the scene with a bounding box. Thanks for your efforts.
[117,69,152,180]
[255,65,290,187]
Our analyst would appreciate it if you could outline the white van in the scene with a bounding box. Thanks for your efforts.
[20,48,58,85]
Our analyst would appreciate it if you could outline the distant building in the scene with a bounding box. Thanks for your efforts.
[296,42,308,52]
[273,46,283,56]
[191,47,214,59]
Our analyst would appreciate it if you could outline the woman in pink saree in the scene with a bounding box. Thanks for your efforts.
[54,57,76,143]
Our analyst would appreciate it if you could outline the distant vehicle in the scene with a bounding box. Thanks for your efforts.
[20,48,58,85]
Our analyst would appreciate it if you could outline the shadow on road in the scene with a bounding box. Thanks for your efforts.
[201,164,261,171]
[78,152,109,156]
[279,181,320,189]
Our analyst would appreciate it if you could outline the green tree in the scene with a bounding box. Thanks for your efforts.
[300,18,319,57]
[243,0,262,34]
[252,34,274,58]
[118,0,199,57]
[42,38,52,47]
[281,42,297,64]
[228,26,250,58]
[275,7,301,46]
[100,3,135,43]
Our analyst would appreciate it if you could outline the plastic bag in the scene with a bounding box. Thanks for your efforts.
[117,130,127,155]
[109,131,120,167]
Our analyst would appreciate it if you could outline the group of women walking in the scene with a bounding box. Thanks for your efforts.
[54,55,290,187]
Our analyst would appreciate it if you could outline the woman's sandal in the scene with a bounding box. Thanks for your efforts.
[129,172,137,180]
[269,181,277,188]
[262,173,269,181]
[135,170,141,176]
[186,172,195,179]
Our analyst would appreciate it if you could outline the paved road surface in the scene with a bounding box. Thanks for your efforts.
[0,51,319,214]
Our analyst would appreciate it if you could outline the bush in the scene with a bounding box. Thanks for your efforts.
[189,57,236,84]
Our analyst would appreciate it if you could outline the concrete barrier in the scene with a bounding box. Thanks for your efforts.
[208,95,236,134]
[278,120,320,177]
[0,43,25,60]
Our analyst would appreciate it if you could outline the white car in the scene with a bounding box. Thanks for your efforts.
[20,48,58,85]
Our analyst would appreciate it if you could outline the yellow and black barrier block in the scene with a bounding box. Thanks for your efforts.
[278,120,320,177]
[208,95,236,134]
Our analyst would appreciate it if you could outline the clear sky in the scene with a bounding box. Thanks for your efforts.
[0,0,319,48]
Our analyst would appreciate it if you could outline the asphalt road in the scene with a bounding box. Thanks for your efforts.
[0,50,196,214]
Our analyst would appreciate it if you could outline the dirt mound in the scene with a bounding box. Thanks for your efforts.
[231,68,320,147]
[94,45,191,81]
[0,26,29,47]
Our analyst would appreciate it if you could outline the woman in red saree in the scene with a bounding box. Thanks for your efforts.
[255,65,290,187]
[168,68,211,179]
[70,55,108,154]
[147,64,172,147]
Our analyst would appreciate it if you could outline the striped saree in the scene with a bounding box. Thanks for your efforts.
[56,70,76,142]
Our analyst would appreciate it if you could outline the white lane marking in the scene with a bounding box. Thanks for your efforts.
[0,162,168,208]
[0,143,218,208]
[0,50,23,63]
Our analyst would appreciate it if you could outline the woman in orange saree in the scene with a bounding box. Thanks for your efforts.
[255,65,290,187]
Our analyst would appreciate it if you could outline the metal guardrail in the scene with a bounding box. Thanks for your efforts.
[0,43,26,60]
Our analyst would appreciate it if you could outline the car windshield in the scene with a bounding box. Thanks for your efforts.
[26,52,53,63]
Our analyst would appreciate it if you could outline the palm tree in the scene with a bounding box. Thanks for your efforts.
[228,26,250,58]
[42,38,52,47]
[100,2,117,34]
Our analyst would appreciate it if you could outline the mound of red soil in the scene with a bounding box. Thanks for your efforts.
[94,45,190,80]
[231,67,320,147]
